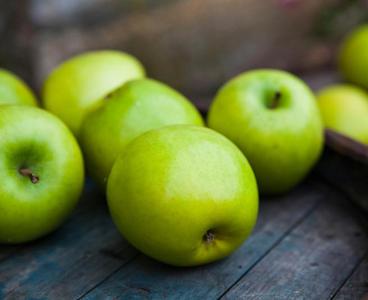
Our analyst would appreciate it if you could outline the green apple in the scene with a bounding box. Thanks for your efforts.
[80,78,204,188]
[0,68,37,106]
[107,125,258,266]
[317,84,368,144]
[0,105,84,244]
[42,50,145,135]
[208,69,324,195]
[339,25,368,88]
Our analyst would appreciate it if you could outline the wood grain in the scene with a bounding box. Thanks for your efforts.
[0,182,137,300]
[334,254,368,300]
[0,174,366,299]
[222,188,368,300]
[81,180,324,299]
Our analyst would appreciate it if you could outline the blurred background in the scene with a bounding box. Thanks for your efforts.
[1,0,368,98]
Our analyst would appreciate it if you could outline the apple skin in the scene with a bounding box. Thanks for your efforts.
[0,105,84,244]
[317,84,368,145]
[207,69,324,195]
[339,25,368,89]
[107,125,258,266]
[42,50,145,135]
[0,69,37,106]
[80,78,204,188]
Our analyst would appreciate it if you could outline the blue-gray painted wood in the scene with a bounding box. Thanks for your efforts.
[81,180,324,299]
[0,178,366,300]
[221,188,368,300]
[0,182,137,300]
[333,254,368,300]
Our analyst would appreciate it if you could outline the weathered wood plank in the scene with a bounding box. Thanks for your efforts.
[222,188,368,300]
[333,255,368,300]
[81,180,324,299]
[0,181,95,263]
[333,254,368,300]
[0,182,137,300]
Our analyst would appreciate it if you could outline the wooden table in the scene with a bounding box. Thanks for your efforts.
[0,151,367,299]
[0,70,367,299]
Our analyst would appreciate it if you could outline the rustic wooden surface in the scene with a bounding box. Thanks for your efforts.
[0,168,367,299]
[334,254,368,300]
[1,4,368,294]
[0,69,367,299]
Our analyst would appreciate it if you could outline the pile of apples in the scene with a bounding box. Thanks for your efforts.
[0,25,367,267]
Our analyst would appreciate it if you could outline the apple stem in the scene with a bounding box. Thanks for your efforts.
[203,230,215,244]
[269,91,282,109]
[19,168,39,184]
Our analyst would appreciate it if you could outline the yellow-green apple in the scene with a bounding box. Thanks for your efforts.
[208,69,324,195]
[80,78,203,188]
[42,50,145,135]
[339,25,368,88]
[107,125,258,266]
[317,84,368,144]
[0,68,37,106]
[0,105,84,244]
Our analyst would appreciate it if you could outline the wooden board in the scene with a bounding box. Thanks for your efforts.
[81,180,323,299]
[223,187,367,300]
[0,175,367,299]
[334,255,368,300]
[0,182,137,299]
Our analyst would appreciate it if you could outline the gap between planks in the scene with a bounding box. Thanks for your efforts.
[79,180,325,299]
[220,183,368,300]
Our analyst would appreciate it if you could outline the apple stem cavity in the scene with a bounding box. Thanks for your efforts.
[104,91,114,100]
[269,91,282,109]
[203,230,216,244]
[19,168,39,184]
